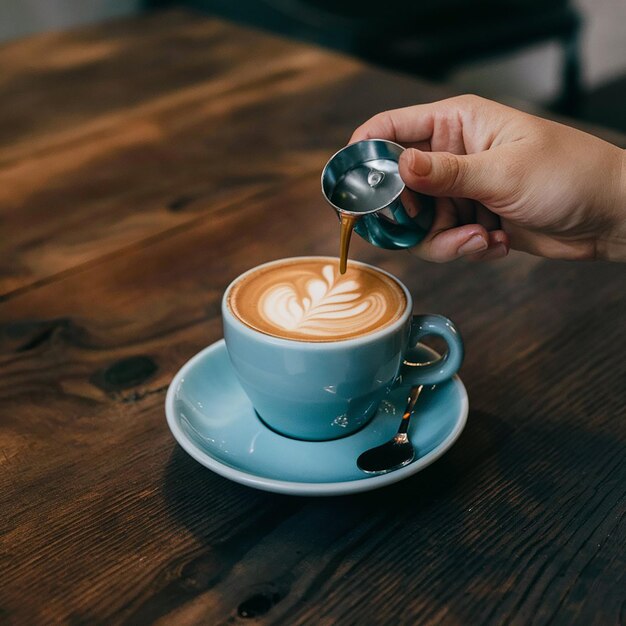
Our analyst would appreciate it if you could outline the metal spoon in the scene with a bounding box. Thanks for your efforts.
[357,385,423,474]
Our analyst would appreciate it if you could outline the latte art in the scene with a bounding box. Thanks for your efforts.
[260,264,388,337]
[227,258,407,342]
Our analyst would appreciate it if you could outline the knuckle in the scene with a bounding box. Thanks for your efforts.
[451,94,484,109]
[370,111,394,137]
[440,153,464,189]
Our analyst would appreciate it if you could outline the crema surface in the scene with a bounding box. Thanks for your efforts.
[228,258,406,341]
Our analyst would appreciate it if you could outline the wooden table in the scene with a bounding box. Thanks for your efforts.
[1,10,624,625]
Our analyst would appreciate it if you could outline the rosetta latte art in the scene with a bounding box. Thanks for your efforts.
[228,258,406,341]
[259,264,388,337]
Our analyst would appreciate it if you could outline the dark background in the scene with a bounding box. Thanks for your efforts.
[155,0,626,131]
[1,0,625,132]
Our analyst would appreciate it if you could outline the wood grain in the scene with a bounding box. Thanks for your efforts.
[0,9,625,626]
[0,9,453,299]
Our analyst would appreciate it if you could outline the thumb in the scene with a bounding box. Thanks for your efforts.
[399,148,493,200]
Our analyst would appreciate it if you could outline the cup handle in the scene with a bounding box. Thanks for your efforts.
[398,314,464,386]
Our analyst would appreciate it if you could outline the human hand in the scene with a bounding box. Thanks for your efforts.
[350,95,626,262]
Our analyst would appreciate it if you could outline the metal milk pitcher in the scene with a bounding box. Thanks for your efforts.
[321,139,435,250]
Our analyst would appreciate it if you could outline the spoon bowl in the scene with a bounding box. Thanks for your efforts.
[357,385,423,474]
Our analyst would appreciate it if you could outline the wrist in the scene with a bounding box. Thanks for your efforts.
[596,148,626,261]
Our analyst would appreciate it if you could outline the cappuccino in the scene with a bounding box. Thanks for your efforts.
[227,257,406,342]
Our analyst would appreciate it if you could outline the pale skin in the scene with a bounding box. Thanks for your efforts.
[350,95,626,262]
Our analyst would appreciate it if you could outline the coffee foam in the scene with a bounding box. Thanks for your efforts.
[227,258,407,342]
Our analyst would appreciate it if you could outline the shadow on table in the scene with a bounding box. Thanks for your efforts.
[150,409,509,621]
[155,410,624,622]
[162,408,513,539]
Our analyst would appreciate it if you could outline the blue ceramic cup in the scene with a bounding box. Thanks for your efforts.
[222,257,463,441]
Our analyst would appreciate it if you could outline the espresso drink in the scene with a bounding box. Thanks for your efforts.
[228,258,406,342]
[338,213,359,275]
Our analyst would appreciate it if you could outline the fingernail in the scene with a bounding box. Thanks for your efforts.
[406,149,432,177]
[478,243,509,261]
[458,234,488,255]
[489,243,509,258]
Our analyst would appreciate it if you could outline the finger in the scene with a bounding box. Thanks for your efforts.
[350,95,491,146]
[405,140,432,152]
[410,223,489,263]
[399,148,495,202]
[400,187,420,218]
[350,105,436,145]
[465,230,510,261]
[467,243,509,262]
[488,229,510,247]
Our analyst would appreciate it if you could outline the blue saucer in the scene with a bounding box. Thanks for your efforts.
[165,340,468,496]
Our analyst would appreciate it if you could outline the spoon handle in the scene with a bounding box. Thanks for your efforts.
[397,385,423,435]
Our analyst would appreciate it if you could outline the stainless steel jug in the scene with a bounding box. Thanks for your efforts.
[321,139,435,250]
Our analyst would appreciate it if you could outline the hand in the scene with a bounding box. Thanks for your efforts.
[350,95,626,262]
